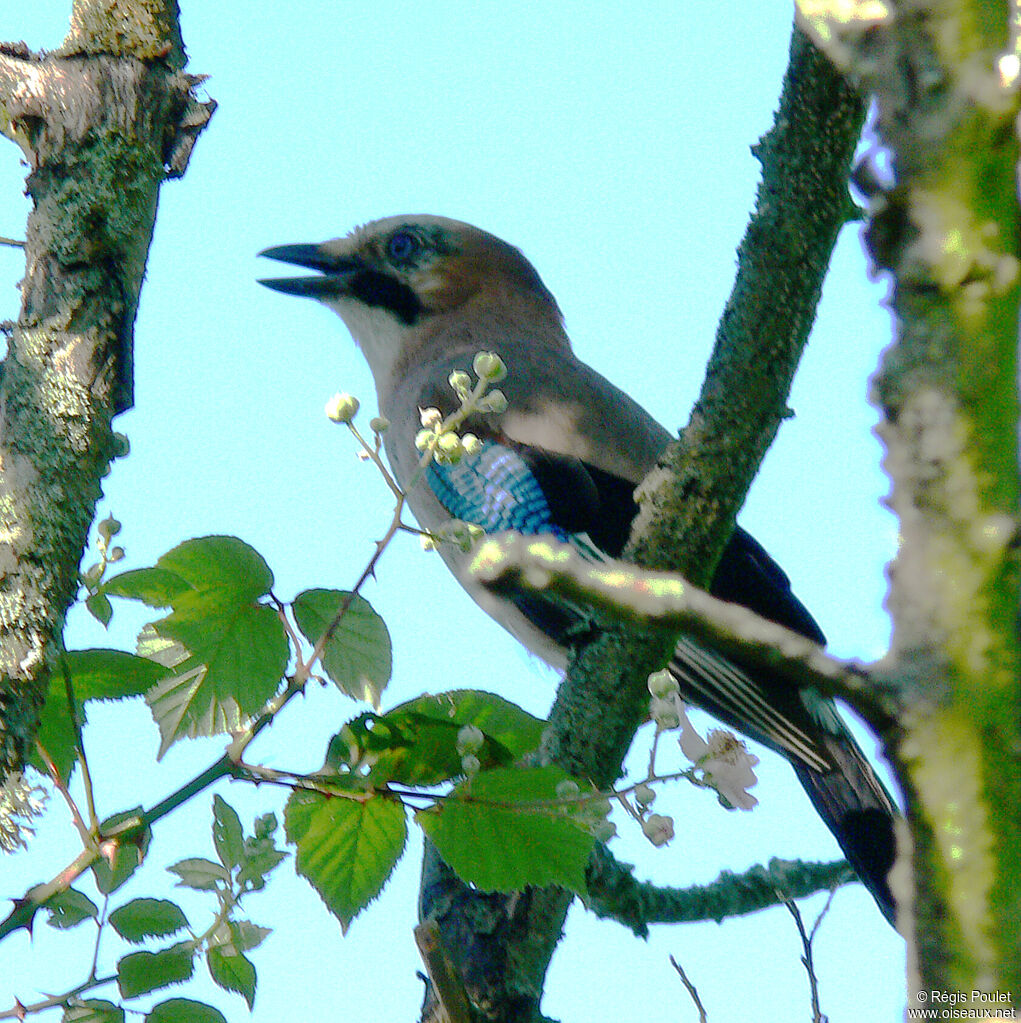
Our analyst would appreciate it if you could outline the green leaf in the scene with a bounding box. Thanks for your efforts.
[292,589,391,707]
[284,790,407,932]
[237,846,287,891]
[92,809,149,895]
[236,814,287,890]
[168,857,231,891]
[156,536,275,595]
[212,795,244,872]
[33,674,79,783]
[395,690,546,759]
[85,591,113,627]
[416,767,594,895]
[207,946,256,1009]
[327,691,545,788]
[32,650,167,782]
[136,626,189,668]
[109,898,189,943]
[62,999,125,1023]
[66,649,166,702]
[45,888,98,929]
[228,919,270,952]
[144,596,287,755]
[145,1000,226,1023]
[102,567,192,608]
[106,538,287,757]
[117,942,194,998]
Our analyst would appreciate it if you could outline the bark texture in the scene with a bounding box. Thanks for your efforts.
[800,0,1021,1003]
[0,2,213,775]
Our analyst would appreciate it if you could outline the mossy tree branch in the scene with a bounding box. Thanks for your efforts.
[800,0,1021,1002]
[417,25,867,1023]
[0,1,213,776]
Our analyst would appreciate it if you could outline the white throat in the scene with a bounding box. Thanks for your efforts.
[322,296,406,395]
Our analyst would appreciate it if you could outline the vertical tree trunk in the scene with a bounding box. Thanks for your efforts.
[0,1,213,775]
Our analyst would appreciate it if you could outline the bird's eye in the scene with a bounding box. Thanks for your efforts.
[387,230,419,264]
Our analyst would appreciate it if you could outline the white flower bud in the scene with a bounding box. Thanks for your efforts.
[419,406,442,428]
[415,429,435,452]
[460,433,483,456]
[448,370,472,397]
[108,546,125,562]
[589,819,617,842]
[478,389,507,414]
[435,432,464,464]
[650,695,680,730]
[461,753,481,776]
[555,779,581,800]
[457,724,484,754]
[647,669,678,698]
[473,351,507,381]
[641,813,675,848]
[97,516,121,540]
[634,783,656,807]
[369,416,390,434]
[325,392,360,423]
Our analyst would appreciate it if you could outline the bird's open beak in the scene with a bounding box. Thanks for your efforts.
[258,244,359,298]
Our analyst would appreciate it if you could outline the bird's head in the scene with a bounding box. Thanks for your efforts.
[259,215,565,387]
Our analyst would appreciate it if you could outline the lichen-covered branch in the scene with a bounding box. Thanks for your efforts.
[800,0,1021,1002]
[470,533,895,726]
[0,2,214,776]
[585,847,855,937]
[418,24,866,1023]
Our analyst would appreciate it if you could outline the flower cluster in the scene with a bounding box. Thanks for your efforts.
[648,669,760,812]
[555,778,616,842]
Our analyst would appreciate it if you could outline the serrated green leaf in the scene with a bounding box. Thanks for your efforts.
[66,650,167,702]
[144,597,287,756]
[237,847,287,891]
[92,810,149,895]
[102,567,192,608]
[32,650,168,782]
[109,898,189,943]
[45,888,98,929]
[327,691,544,788]
[156,536,274,596]
[117,942,194,998]
[33,674,79,783]
[228,919,270,952]
[167,857,231,891]
[62,998,125,1023]
[136,626,189,668]
[284,791,406,932]
[85,591,113,627]
[292,589,391,707]
[207,946,256,1008]
[212,795,244,872]
[393,690,546,759]
[145,999,226,1023]
[416,767,593,895]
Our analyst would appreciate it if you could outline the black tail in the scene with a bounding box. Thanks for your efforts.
[791,732,897,923]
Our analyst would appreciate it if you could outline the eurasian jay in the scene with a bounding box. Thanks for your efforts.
[259,214,897,923]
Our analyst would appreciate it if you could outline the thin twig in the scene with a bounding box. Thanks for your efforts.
[34,738,91,847]
[669,955,708,1023]
[783,888,837,1023]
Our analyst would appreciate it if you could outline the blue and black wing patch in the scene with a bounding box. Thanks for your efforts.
[427,439,628,645]
[427,442,569,538]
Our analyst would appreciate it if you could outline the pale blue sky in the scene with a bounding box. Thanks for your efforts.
[2,4,904,1021]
